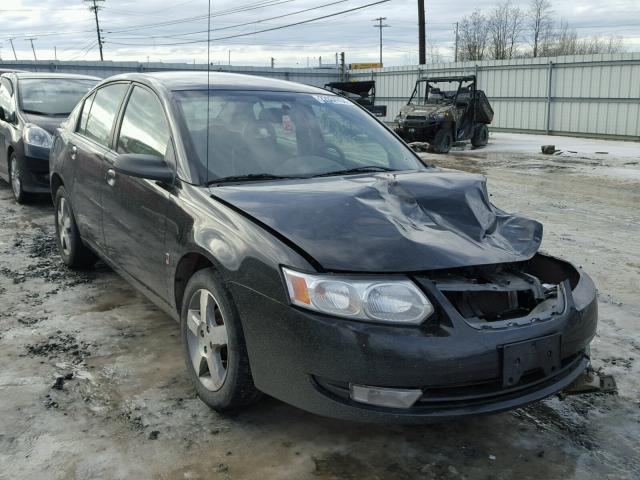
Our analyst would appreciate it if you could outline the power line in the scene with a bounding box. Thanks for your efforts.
[109,0,353,40]
[106,0,390,46]
[84,0,105,61]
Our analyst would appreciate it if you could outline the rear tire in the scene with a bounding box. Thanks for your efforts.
[9,153,30,204]
[181,267,262,412]
[54,186,97,269]
[431,129,453,154]
[471,124,489,148]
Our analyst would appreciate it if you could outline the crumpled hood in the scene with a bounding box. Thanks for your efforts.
[210,170,542,272]
[22,113,66,134]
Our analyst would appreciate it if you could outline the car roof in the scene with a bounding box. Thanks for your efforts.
[103,71,332,95]
[12,72,101,81]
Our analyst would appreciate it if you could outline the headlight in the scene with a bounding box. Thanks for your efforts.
[282,267,434,325]
[23,124,53,148]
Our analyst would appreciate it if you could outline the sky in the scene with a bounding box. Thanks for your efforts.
[0,0,639,68]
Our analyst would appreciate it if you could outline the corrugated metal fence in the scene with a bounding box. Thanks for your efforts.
[0,59,338,89]
[350,53,640,140]
[2,54,640,139]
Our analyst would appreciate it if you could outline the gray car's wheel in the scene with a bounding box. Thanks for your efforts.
[54,186,97,269]
[9,153,30,204]
[471,124,489,148]
[181,267,261,411]
[431,129,453,154]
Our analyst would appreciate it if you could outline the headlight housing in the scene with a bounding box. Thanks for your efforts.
[23,124,53,148]
[282,267,434,325]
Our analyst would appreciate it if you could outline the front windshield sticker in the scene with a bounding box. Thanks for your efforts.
[311,94,353,105]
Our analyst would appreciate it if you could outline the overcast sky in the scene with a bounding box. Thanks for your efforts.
[1,0,639,67]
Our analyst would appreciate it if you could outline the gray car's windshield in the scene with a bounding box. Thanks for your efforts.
[173,90,424,183]
[19,78,97,115]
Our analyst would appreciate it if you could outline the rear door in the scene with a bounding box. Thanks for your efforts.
[102,84,173,298]
[70,82,129,251]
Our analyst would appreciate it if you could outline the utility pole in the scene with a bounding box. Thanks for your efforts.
[84,0,105,61]
[28,38,37,61]
[228,50,231,67]
[54,46,58,61]
[9,39,17,60]
[372,17,389,67]
[270,57,275,68]
[340,51,346,80]
[454,22,459,63]
[418,0,426,64]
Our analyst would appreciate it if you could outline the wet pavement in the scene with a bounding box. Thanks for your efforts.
[0,147,639,479]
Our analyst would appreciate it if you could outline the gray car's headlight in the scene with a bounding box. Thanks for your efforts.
[23,123,53,148]
[282,267,433,325]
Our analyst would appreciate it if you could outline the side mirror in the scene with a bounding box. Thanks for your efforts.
[113,153,175,185]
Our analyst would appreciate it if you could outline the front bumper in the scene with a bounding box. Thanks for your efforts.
[21,144,51,193]
[230,259,597,423]
[397,121,440,143]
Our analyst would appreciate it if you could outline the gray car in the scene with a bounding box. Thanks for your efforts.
[0,72,99,203]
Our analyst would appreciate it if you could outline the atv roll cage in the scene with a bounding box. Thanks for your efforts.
[324,81,387,117]
[408,75,477,108]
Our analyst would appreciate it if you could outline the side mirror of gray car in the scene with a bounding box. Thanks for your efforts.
[113,153,176,186]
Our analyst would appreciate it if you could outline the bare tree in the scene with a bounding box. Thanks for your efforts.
[542,20,625,56]
[487,1,524,60]
[529,0,553,57]
[458,9,489,61]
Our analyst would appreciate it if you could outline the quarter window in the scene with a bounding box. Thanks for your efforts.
[0,78,15,119]
[83,83,128,148]
[77,91,96,135]
[117,86,170,158]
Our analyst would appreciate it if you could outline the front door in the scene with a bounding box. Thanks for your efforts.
[0,77,16,180]
[70,83,129,250]
[102,84,173,299]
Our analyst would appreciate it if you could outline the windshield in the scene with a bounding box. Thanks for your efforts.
[173,90,424,183]
[19,78,98,115]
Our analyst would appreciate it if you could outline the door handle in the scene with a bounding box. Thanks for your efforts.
[70,145,77,160]
[106,168,116,187]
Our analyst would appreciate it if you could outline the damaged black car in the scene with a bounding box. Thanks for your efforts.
[49,72,597,423]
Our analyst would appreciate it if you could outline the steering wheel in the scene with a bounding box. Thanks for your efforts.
[318,142,346,163]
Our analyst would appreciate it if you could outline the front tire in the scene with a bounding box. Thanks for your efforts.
[181,268,261,411]
[54,186,97,269]
[431,129,453,154]
[9,153,30,204]
[471,124,489,148]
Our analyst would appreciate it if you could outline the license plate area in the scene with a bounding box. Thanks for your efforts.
[502,334,561,388]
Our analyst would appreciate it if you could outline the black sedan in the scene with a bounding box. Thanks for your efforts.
[49,72,598,423]
[0,72,99,203]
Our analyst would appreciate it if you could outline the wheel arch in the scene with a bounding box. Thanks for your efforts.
[173,250,223,316]
[50,172,64,198]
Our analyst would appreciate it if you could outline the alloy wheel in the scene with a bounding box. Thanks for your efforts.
[57,197,72,256]
[10,157,21,199]
[185,288,229,391]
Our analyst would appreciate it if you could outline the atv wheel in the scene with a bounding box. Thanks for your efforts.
[431,129,453,154]
[471,124,489,148]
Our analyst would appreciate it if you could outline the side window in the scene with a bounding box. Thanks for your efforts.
[76,91,96,135]
[117,86,170,157]
[83,83,128,148]
[0,78,15,118]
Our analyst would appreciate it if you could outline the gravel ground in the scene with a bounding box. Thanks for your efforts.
[0,142,639,479]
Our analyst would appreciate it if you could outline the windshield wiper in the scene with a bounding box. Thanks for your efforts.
[206,173,298,185]
[21,109,51,115]
[311,166,396,178]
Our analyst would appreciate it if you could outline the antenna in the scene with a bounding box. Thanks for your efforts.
[206,0,211,183]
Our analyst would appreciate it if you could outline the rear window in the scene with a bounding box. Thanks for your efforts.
[82,83,128,148]
[18,78,98,115]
